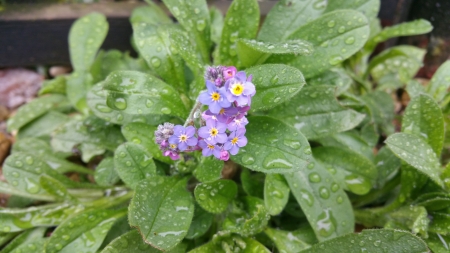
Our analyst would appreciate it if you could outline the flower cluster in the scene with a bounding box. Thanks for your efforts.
[155,66,255,161]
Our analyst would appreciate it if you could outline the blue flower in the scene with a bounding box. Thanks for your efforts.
[227,116,249,131]
[168,125,198,151]
[224,71,256,106]
[223,128,247,155]
[198,119,227,144]
[198,80,231,114]
[198,139,221,158]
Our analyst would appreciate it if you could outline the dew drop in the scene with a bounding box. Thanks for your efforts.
[25,156,34,165]
[336,196,343,203]
[25,178,40,194]
[151,57,161,68]
[304,148,312,155]
[338,26,346,33]
[271,75,279,84]
[345,36,355,45]
[196,20,206,31]
[119,152,126,158]
[319,187,330,199]
[12,172,20,178]
[309,173,321,183]
[114,98,127,110]
[146,99,154,108]
[15,161,23,168]
[329,55,343,65]
[62,235,70,241]
[96,104,113,113]
[198,193,207,200]
[300,189,314,206]
[241,155,255,165]
[126,161,132,167]
[271,190,284,198]
[345,174,371,195]
[161,107,171,114]
[172,7,181,16]
[116,114,123,122]
[327,20,336,27]
[283,139,301,149]
[331,183,339,192]
[262,152,293,169]
[307,163,315,169]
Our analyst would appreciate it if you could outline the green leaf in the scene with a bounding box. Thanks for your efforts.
[218,0,259,66]
[241,169,264,198]
[413,192,450,211]
[128,176,194,251]
[87,82,171,126]
[51,117,124,162]
[188,235,270,253]
[264,174,290,216]
[385,133,444,188]
[186,204,213,239]
[101,229,186,253]
[406,79,426,98]
[284,157,354,241]
[0,203,83,232]
[268,10,370,79]
[17,111,69,141]
[368,46,426,90]
[425,233,450,253]
[222,197,270,236]
[129,4,172,25]
[325,0,380,22]
[194,180,237,214]
[362,91,395,135]
[39,76,66,95]
[306,68,352,95]
[66,71,94,114]
[257,0,326,42]
[45,209,126,253]
[114,142,156,189]
[0,227,45,253]
[3,152,64,197]
[316,131,374,160]
[209,7,223,44]
[237,39,313,68]
[122,122,173,164]
[246,64,306,111]
[94,157,120,187]
[7,94,69,132]
[132,22,186,92]
[313,147,377,195]
[7,238,47,253]
[402,93,444,156]
[168,28,205,99]
[40,175,77,203]
[428,60,450,102]
[375,146,401,187]
[429,212,450,235]
[366,19,433,51]
[233,116,312,173]
[103,70,188,118]
[69,12,108,71]
[264,227,311,252]
[300,229,428,253]
[269,85,365,139]
[383,206,429,237]
[193,156,223,183]
[12,138,92,175]
[162,0,211,62]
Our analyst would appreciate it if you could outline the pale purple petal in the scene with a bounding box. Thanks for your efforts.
[199,91,211,105]
[187,137,198,146]
[209,102,221,114]
[236,95,248,106]
[202,148,212,156]
[185,126,196,137]
[219,98,231,108]
[206,80,216,93]
[216,122,227,133]
[237,136,247,147]
[178,142,188,151]
[213,148,221,159]
[230,145,239,155]
[236,71,246,80]
[224,142,232,150]
[173,125,184,135]
[237,128,246,136]
[215,133,228,143]
[243,82,255,96]
[247,74,253,82]
[198,127,210,138]
[198,140,208,149]
[169,135,178,144]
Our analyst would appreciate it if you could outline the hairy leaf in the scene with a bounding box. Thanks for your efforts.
[258,0,326,42]
[264,174,290,216]
[285,157,354,241]
[219,0,259,66]
[233,116,312,174]
[193,156,223,183]
[128,176,194,251]
[247,64,306,111]
[428,60,450,102]
[306,68,352,95]
[269,85,365,139]
[194,180,237,214]
[385,133,444,188]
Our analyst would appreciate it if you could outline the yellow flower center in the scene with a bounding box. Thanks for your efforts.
[231,83,244,96]
[170,144,177,149]
[179,134,188,142]
[231,137,239,145]
[209,128,218,137]
[219,108,225,115]
[207,144,215,150]
[211,92,220,101]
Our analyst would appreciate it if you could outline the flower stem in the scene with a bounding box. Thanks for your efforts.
[183,95,204,127]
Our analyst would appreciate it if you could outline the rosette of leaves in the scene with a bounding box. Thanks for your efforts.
[2,0,448,252]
